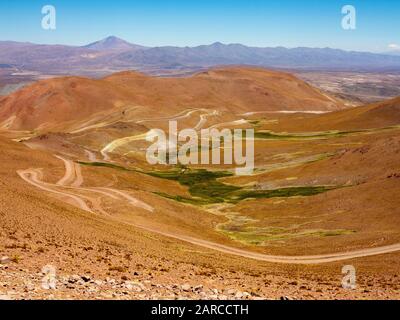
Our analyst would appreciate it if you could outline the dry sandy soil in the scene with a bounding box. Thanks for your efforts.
[0,67,399,300]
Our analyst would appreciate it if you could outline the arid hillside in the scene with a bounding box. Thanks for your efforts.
[250,96,400,133]
[0,67,342,132]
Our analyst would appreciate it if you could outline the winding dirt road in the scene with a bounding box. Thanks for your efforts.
[17,155,400,265]
[55,155,83,187]
[97,187,154,212]
[101,108,219,160]
[128,224,400,264]
[18,169,93,213]
[18,155,154,214]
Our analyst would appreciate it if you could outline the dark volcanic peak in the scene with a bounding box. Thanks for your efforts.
[83,36,145,51]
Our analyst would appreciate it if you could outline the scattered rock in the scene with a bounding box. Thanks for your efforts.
[68,275,80,283]
[211,288,219,295]
[181,284,191,292]
[86,287,98,293]
[125,281,145,292]
[94,280,103,286]
[100,293,113,299]
[193,285,203,292]
[0,257,10,265]
[227,289,236,295]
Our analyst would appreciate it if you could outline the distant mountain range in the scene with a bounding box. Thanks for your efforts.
[386,51,400,56]
[2,36,400,76]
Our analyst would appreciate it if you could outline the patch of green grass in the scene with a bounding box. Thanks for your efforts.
[149,169,239,204]
[154,192,210,205]
[254,125,400,141]
[78,161,134,171]
[79,161,337,205]
[147,168,233,185]
[218,225,356,246]
[315,230,356,237]
[231,186,334,202]
[149,168,335,205]
[254,130,354,140]
[249,120,261,126]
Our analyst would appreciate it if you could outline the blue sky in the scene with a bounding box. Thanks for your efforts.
[0,0,399,52]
